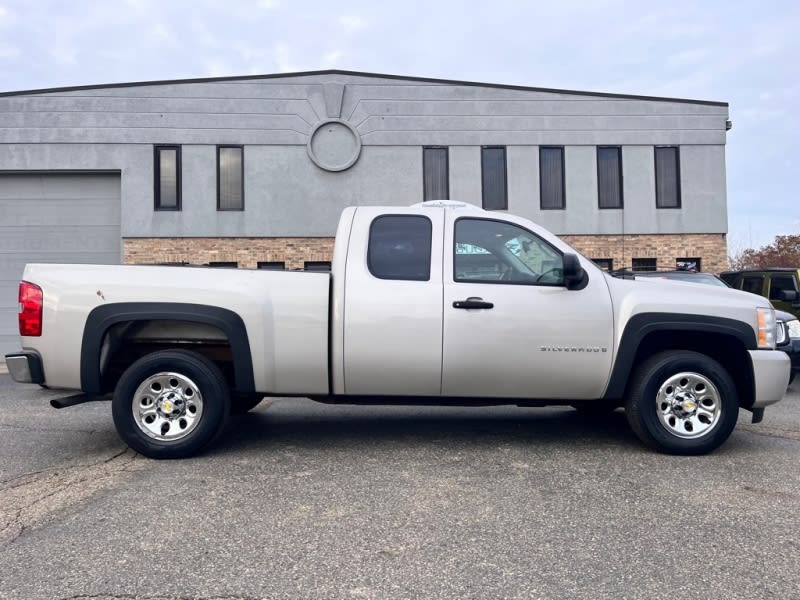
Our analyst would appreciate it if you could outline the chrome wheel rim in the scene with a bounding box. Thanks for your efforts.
[655,372,721,439]
[132,372,203,442]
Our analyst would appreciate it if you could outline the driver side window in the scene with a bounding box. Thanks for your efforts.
[454,218,564,285]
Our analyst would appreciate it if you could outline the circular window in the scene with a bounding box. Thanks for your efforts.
[307,119,362,172]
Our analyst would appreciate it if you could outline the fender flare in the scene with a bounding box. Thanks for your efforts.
[80,302,255,394]
[602,313,757,399]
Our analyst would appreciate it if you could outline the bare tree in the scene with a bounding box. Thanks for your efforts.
[728,234,800,270]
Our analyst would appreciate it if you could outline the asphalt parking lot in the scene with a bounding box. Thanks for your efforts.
[0,374,798,600]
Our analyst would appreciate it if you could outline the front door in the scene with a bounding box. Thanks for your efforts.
[441,215,613,400]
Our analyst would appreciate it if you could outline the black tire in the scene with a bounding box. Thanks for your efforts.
[625,350,739,455]
[112,350,230,459]
[230,394,264,414]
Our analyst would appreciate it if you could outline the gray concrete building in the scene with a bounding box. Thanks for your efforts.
[0,70,730,355]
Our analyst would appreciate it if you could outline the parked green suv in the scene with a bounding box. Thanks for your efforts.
[720,268,800,319]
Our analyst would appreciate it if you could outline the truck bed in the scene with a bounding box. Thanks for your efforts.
[19,263,331,394]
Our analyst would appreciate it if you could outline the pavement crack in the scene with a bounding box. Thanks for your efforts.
[58,595,267,600]
[0,448,133,491]
[0,422,102,434]
[103,448,131,463]
[0,508,24,544]
[739,423,800,441]
[0,466,56,488]
[0,449,144,547]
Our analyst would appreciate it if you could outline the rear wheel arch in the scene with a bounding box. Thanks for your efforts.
[80,302,255,395]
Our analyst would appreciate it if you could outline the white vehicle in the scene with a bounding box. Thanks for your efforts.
[5,201,789,458]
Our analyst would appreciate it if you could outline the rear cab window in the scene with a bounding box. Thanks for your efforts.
[367,215,432,281]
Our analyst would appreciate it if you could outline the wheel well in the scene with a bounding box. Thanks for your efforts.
[81,302,255,396]
[99,319,236,393]
[625,331,754,408]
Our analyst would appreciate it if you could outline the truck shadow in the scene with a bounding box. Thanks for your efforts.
[214,400,642,455]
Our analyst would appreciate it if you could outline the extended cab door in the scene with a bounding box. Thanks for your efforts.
[342,207,445,396]
[441,213,614,400]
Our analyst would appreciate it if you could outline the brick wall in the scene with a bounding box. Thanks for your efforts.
[123,237,335,270]
[124,232,728,273]
[561,233,728,274]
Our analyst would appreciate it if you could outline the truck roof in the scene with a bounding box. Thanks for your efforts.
[409,200,483,211]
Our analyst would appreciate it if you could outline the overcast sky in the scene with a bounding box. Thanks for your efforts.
[0,0,797,249]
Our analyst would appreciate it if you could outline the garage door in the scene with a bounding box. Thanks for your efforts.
[0,173,121,357]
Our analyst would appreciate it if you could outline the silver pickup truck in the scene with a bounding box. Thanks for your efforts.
[5,201,790,458]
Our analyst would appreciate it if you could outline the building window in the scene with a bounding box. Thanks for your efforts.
[154,145,181,210]
[481,146,507,210]
[304,261,332,272]
[592,258,614,272]
[597,146,623,209]
[676,258,701,272]
[217,146,244,211]
[632,258,657,272]
[208,261,237,268]
[257,261,285,270]
[540,146,565,210]
[368,215,432,281]
[423,147,449,201]
[655,146,681,208]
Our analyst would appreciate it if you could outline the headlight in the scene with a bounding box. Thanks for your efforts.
[777,321,788,345]
[756,307,776,349]
[788,319,800,340]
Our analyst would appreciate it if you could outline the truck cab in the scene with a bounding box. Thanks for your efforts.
[334,202,613,400]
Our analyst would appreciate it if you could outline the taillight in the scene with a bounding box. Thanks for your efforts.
[18,281,43,337]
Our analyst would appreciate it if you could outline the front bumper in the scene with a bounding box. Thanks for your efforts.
[749,350,790,408]
[4,352,45,384]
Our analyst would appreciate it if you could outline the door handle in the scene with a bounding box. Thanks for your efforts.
[453,297,494,309]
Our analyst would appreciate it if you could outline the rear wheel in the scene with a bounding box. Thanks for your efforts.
[625,351,739,455]
[112,350,230,459]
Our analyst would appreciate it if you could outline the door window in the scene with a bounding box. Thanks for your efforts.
[769,275,798,300]
[368,215,432,281]
[454,218,563,285]
[741,276,764,295]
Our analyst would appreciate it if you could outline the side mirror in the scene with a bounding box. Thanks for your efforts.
[778,289,798,302]
[563,253,587,290]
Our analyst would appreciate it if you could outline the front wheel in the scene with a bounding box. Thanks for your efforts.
[625,351,739,455]
[112,350,230,459]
